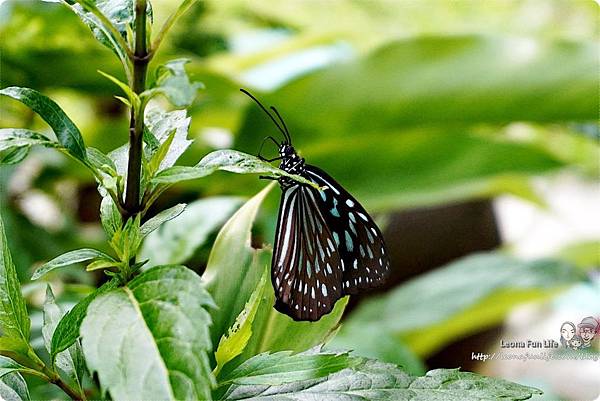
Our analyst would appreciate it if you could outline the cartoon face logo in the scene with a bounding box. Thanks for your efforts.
[560,321,576,347]
[570,335,583,350]
[577,316,599,348]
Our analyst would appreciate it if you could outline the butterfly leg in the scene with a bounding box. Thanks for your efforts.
[258,136,281,161]
[259,175,278,181]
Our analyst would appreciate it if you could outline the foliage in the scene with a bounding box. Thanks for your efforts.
[0,0,597,400]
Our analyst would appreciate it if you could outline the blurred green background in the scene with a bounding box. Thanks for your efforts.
[1,0,599,400]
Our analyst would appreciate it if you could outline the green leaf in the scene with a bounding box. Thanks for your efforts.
[220,355,542,401]
[214,269,268,377]
[218,349,356,388]
[0,147,30,165]
[0,129,58,152]
[32,248,116,280]
[98,70,140,109]
[341,253,583,357]
[109,215,141,261]
[81,265,215,401]
[0,371,30,401]
[0,87,87,161]
[140,204,186,237]
[0,356,39,379]
[144,59,204,108]
[86,259,121,272]
[51,279,118,359]
[42,286,85,392]
[65,0,134,67]
[0,213,30,343]
[140,197,243,266]
[152,150,319,189]
[202,185,274,346]
[144,106,193,171]
[100,196,122,239]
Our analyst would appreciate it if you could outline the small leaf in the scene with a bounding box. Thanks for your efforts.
[32,249,116,280]
[143,59,203,108]
[109,215,141,260]
[152,150,319,189]
[0,147,30,165]
[140,197,243,266]
[214,269,268,377]
[144,106,193,172]
[42,286,85,392]
[100,196,122,239]
[0,371,30,401]
[220,352,542,401]
[51,279,119,359]
[98,70,140,110]
[140,203,186,237]
[0,87,87,161]
[0,356,40,379]
[0,213,30,343]
[0,129,58,152]
[81,265,215,401]
[86,259,121,272]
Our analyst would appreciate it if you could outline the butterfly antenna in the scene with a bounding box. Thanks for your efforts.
[240,89,288,143]
[270,106,292,145]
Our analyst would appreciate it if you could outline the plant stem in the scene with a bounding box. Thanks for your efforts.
[124,0,150,218]
[26,348,86,401]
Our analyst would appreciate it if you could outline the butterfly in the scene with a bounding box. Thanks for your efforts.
[241,89,390,321]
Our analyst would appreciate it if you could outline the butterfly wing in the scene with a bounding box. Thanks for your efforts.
[305,165,390,295]
[271,184,344,321]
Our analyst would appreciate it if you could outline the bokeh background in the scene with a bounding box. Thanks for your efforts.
[1,0,599,400]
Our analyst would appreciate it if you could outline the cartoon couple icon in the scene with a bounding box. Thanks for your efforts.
[560,317,599,350]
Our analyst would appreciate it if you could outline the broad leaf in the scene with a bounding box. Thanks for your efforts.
[32,248,116,280]
[340,253,583,357]
[145,59,204,108]
[0,87,87,161]
[51,279,118,359]
[214,269,268,377]
[81,265,215,401]
[0,214,30,344]
[139,203,186,237]
[0,371,30,401]
[140,196,243,266]
[152,150,318,188]
[218,349,356,389]
[220,355,542,401]
[202,185,274,346]
[42,286,85,391]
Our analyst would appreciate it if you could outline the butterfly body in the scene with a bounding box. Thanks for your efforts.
[240,89,390,321]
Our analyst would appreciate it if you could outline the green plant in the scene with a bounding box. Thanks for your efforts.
[0,1,550,400]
